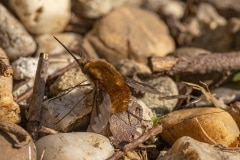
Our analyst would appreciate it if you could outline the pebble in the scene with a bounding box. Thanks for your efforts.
[158,136,240,160]
[160,107,240,147]
[84,6,175,65]
[9,0,71,34]
[160,0,186,19]
[11,57,38,80]
[140,76,178,114]
[0,3,36,60]
[72,0,142,18]
[35,132,114,160]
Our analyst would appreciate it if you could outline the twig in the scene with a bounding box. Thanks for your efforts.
[27,53,48,141]
[149,52,240,74]
[15,88,33,103]
[108,124,163,160]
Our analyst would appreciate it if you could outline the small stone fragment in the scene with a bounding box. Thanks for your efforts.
[140,76,178,114]
[84,6,175,65]
[9,0,71,34]
[11,57,38,80]
[160,107,240,147]
[35,132,114,160]
[158,136,240,160]
[0,3,36,60]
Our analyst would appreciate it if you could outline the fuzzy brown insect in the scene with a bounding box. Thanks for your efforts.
[54,36,131,133]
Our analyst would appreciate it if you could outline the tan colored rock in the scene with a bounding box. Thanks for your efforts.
[10,0,71,34]
[0,49,20,123]
[0,48,13,91]
[0,4,36,60]
[161,107,240,147]
[72,0,142,18]
[0,87,20,123]
[50,68,87,96]
[84,6,175,65]
[158,136,240,160]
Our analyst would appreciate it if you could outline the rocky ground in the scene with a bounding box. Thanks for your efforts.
[0,0,240,160]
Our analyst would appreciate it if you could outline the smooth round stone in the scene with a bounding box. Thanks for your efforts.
[10,0,71,34]
[35,132,114,160]
[0,4,36,60]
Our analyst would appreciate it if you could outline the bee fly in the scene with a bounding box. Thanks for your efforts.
[54,36,160,133]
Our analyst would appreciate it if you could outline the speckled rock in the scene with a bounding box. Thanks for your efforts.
[140,76,178,114]
[84,6,175,65]
[11,57,38,80]
[10,0,71,34]
[0,3,36,60]
[50,67,87,96]
[35,132,114,160]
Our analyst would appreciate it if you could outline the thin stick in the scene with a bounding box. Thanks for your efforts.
[150,52,240,74]
[108,124,163,160]
[27,53,48,140]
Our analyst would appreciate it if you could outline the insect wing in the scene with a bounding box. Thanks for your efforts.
[125,77,161,94]
[88,90,111,133]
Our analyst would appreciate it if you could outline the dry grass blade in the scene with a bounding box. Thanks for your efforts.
[183,82,228,110]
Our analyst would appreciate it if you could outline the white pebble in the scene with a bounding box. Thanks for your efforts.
[10,0,71,34]
[35,132,114,160]
[11,57,38,80]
